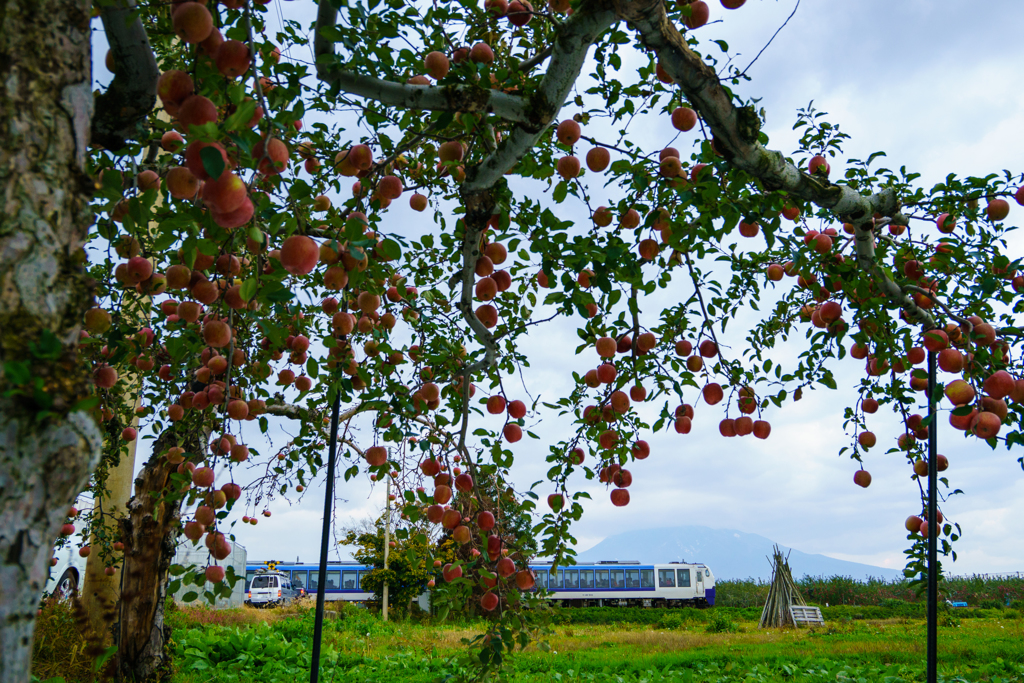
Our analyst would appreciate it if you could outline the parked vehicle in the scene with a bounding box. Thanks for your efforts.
[46,543,88,600]
[246,561,373,603]
[43,494,92,601]
[246,569,303,607]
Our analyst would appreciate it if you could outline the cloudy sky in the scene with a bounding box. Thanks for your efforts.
[107,0,1024,578]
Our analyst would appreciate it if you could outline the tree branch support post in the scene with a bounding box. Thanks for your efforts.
[309,390,341,683]
[383,475,390,622]
[927,351,938,683]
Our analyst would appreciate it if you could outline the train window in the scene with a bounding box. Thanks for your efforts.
[324,570,340,589]
[342,570,357,590]
[625,569,640,588]
[595,570,609,589]
[565,570,579,589]
[309,571,320,590]
[610,570,624,588]
[658,569,675,587]
[678,569,691,587]
[355,571,362,590]
[245,570,256,591]
[554,569,563,589]
[291,571,307,589]
[535,571,546,590]
[580,570,594,589]
[641,570,654,588]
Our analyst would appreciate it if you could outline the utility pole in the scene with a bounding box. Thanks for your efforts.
[383,474,391,622]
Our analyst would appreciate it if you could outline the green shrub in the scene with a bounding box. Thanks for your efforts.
[717,574,1024,609]
[705,612,738,633]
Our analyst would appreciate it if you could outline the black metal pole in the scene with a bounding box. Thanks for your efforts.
[927,351,938,683]
[310,391,341,683]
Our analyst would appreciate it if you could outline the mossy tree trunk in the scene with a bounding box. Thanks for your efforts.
[0,2,101,683]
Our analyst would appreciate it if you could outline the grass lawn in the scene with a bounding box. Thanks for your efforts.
[165,601,1024,682]
[32,599,1024,682]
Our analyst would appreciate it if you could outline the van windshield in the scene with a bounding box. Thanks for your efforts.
[251,576,277,588]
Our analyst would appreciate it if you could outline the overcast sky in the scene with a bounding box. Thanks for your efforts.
[107,0,1024,579]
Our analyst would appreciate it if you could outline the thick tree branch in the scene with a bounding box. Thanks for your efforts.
[852,220,936,329]
[464,5,617,192]
[625,0,936,329]
[516,46,553,73]
[264,399,365,423]
[314,1,533,124]
[93,0,159,149]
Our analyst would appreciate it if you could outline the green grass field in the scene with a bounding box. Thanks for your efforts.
[32,598,1024,683]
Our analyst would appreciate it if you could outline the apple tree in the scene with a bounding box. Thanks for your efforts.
[5,0,1024,681]
[341,517,445,617]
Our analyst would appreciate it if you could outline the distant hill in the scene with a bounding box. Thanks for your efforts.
[574,526,904,581]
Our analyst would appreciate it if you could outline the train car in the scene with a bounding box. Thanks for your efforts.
[246,560,431,611]
[246,561,375,602]
[247,559,714,610]
[528,560,715,607]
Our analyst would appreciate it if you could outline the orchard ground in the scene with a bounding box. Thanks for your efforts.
[34,575,1024,683]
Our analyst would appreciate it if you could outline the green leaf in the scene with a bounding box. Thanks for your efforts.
[247,224,264,245]
[223,99,257,132]
[553,181,568,203]
[70,396,99,413]
[378,238,402,261]
[239,278,258,302]
[200,147,226,182]
[4,361,30,385]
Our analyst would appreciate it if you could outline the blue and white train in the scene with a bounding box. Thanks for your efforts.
[245,560,715,608]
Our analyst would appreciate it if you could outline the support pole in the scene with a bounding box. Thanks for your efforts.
[927,351,939,683]
[310,391,341,683]
[383,475,390,621]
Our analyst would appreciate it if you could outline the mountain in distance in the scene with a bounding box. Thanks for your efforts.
[574,525,904,581]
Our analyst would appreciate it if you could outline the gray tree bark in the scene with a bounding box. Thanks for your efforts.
[0,1,103,682]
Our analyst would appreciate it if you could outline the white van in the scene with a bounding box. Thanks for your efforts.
[43,495,92,600]
[46,542,88,600]
[246,570,303,607]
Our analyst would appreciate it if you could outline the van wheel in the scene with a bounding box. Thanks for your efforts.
[56,569,78,601]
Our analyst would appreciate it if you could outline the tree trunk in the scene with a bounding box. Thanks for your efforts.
[116,457,180,683]
[0,1,100,683]
[81,325,147,646]
[116,425,207,682]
